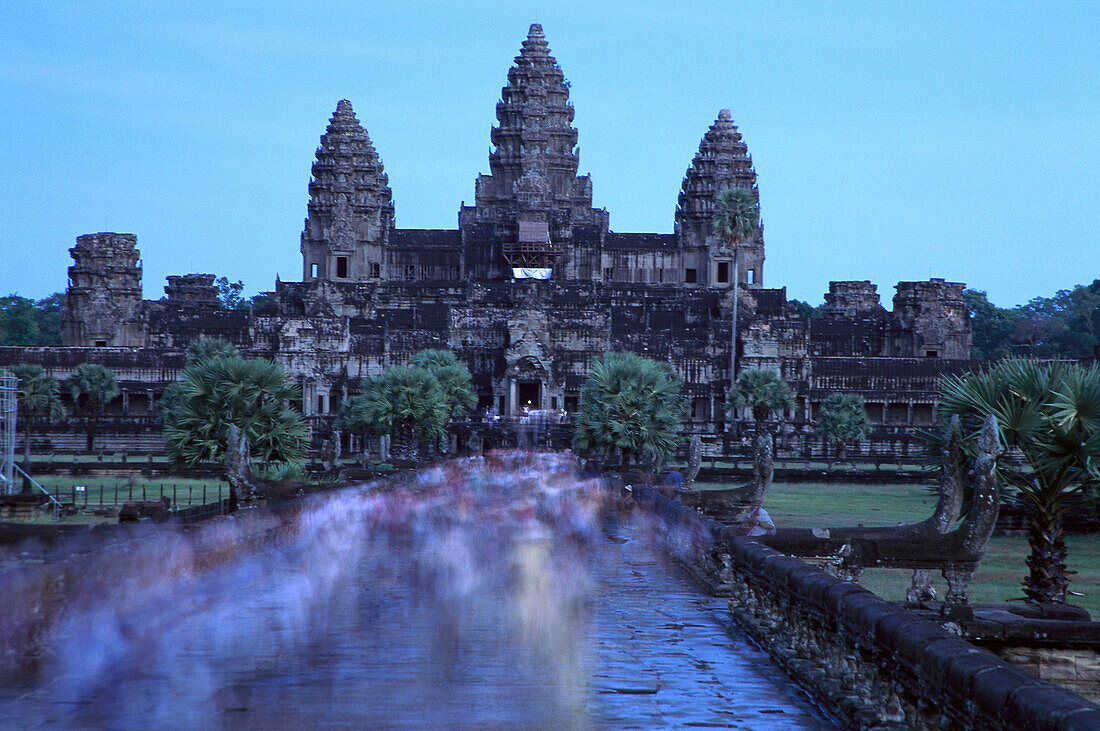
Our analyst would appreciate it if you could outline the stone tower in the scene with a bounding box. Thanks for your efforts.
[676,110,765,288]
[892,279,971,359]
[62,233,145,347]
[459,23,608,279]
[301,99,394,283]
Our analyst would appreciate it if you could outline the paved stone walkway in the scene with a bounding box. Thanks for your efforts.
[582,522,828,728]
[1,494,831,728]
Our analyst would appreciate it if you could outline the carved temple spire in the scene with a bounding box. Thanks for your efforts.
[301,99,394,281]
[476,23,591,212]
[677,109,759,227]
[677,109,765,285]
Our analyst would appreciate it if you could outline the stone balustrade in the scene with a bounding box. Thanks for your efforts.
[634,486,1100,729]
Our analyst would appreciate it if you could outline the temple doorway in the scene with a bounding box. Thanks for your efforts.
[517,381,541,410]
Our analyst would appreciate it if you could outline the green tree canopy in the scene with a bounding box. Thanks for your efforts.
[572,351,686,467]
[337,365,449,461]
[964,281,1100,360]
[726,368,795,425]
[215,277,245,309]
[186,337,241,363]
[67,363,120,413]
[712,187,760,246]
[0,293,65,346]
[408,349,477,419]
[67,363,120,451]
[816,393,872,457]
[153,338,242,425]
[11,363,65,463]
[0,295,39,345]
[937,359,1100,603]
[165,356,309,467]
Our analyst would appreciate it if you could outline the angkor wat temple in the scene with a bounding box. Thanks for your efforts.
[5,24,973,447]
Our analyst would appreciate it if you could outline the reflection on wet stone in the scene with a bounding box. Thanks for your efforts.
[0,453,829,728]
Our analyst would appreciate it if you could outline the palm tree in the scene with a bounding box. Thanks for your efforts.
[165,356,309,468]
[408,349,477,420]
[67,363,120,452]
[712,187,760,391]
[726,368,794,430]
[157,338,242,425]
[338,366,449,463]
[572,351,686,468]
[937,359,1100,604]
[11,364,65,466]
[816,393,872,462]
[186,337,240,363]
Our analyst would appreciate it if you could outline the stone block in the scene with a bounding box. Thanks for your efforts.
[872,613,945,667]
[969,665,1041,716]
[1002,683,1100,729]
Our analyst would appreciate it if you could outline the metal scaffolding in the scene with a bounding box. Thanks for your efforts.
[0,369,16,495]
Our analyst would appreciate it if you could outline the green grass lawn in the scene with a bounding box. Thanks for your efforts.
[21,475,228,511]
[697,480,1100,617]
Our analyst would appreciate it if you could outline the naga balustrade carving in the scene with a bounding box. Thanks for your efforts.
[753,415,1001,614]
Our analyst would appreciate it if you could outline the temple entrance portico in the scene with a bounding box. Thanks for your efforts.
[516,380,541,411]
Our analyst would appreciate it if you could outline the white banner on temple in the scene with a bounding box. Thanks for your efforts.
[512,267,552,280]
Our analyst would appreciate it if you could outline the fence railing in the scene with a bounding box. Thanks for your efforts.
[50,482,229,514]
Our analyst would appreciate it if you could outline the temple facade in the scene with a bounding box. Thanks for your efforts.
[31,24,971,435]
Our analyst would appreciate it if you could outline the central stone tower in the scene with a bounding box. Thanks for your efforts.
[459,24,608,279]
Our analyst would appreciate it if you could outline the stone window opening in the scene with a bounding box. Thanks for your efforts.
[657,268,664,283]
[692,397,709,420]
[369,262,380,278]
[717,262,730,283]
[404,265,416,281]
[94,340,107,347]
[925,350,939,358]
[604,267,613,281]
[685,268,697,284]
[747,268,755,285]
[310,263,318,278]
[336,256,348,278]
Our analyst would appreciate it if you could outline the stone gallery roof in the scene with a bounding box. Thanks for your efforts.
[605,233,678,250]
[808,357,977,399]
[390,229,461,249]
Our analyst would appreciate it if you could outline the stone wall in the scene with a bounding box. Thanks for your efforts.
[635,487,1100,729]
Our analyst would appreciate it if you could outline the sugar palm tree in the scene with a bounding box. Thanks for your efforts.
[712,187,760,390]
[67,363,120,452]
[157,338,242,425]
[816,393,872,463]
[339,366,449,463]
[408,349,477,420]
[11,364,65,466]
[726,368,794,429]
[937,359,1100,604]
[186,337,240,363]
[572,351,686,468]
[165,356,309,468]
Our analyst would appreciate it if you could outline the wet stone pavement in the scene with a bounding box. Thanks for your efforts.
[0,454,832,729]
[585,523,828,728]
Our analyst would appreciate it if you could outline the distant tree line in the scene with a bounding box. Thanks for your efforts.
[0,293,65,346]
[964,281,1100,360]
[0,279,275,346]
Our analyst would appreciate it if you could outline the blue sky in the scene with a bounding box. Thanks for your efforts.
[2,1,1097,306]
